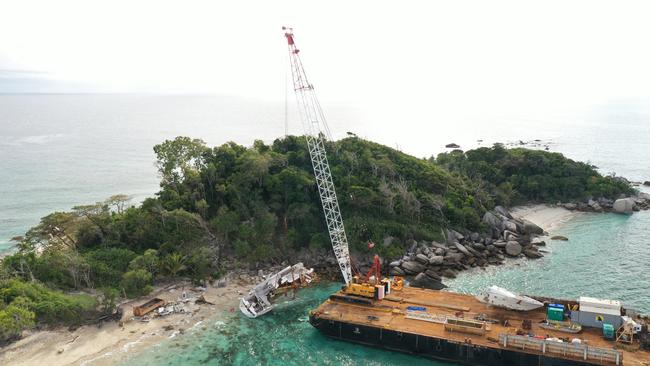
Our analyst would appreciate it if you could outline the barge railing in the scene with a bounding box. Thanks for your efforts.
[498,334,622,365]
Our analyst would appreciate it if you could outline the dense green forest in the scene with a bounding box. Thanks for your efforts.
[434,145,632,205]
[0,136,632,342]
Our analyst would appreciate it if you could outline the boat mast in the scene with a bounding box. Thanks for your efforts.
[283,27,352,285]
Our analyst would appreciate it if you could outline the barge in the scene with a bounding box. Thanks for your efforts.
[309,286,650,366]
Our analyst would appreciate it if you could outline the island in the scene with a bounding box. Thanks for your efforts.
[1,136,647,362]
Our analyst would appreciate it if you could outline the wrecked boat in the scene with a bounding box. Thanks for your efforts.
[239,263,316,318]
[476,285,544,311]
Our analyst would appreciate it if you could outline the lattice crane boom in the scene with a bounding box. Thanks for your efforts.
[283,27,352,285]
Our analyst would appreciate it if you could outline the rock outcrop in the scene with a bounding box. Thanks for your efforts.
[557,193,649,214]
[388,206,548,286]
[523,220,544,235]
[613,198,635,214]
[505,241,522,256]
[411,272,447,290]
[401,260,426,274]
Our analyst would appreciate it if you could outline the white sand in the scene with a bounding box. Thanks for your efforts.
[510,204,580,233]
[0,278,251,366]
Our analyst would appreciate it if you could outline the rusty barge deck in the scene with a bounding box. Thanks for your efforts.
[309,287,650,366]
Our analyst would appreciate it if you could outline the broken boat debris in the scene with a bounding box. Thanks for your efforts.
[240,263,316,318]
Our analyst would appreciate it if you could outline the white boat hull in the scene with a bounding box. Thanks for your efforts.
[477,285,543,311]
[239,263,315,318]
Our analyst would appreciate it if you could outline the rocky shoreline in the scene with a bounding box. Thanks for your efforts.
[557,192,650,214]
[386,205,548,291]
[233,192,650,293]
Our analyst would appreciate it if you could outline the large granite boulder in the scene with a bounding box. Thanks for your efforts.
[613,198,635,214]
[401,260,426,274]
[442,269,457,278]
[431,241,447,250]
[505,241,522,256]
[411,272,447,290]
[482,211,502,229]
[503,220,518,233]
[454,242,472,257]
[523,249,543,259]
[428,255,444,265]
[550,235,569,241]
[424,269,442,280]
[531,237,546,246]
[523,220,544,235]
[445,229,464,244]
[471,242,486,251]
[503,230,519,241]
[494,206,513,219]
[389,266,405,276]
[563,203,577,210]
[493,240,507,248]
[415,253,429,264]
[443,253,463,263]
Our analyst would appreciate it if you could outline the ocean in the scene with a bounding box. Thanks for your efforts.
[1,94,649,365]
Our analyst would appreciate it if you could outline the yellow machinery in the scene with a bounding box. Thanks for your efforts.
[344,283,377,298]
[343,276,398,299]
[392,276,404,291]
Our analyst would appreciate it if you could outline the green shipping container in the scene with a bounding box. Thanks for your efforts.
[603,323,615,340]
[547,307,564,321]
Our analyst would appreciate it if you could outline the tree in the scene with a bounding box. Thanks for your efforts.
[105,194,132,214]
[129,249,160,278]
[98,288,119,314]
[162,253,187,277]
[72,203,111,239]
[153,136,208,187]
[121,269,153,298]
[0,301,35,342]
[20,212,78,251]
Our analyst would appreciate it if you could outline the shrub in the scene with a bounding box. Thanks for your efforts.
[120,269,153,298]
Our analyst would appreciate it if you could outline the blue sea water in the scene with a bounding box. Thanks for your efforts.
[1,94,649,365]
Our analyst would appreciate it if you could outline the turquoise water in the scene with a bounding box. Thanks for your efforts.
[447,209,650,312]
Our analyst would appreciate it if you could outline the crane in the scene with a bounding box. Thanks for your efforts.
[283,27,353,285]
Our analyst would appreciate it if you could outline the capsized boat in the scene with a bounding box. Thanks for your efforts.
[239,263,316,318]
[476,285,543,311]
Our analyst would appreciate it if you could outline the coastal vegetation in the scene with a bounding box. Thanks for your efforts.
[434,145,632,205]
[0,136,634,342]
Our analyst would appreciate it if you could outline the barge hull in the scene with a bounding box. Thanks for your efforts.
[310,315,595,366]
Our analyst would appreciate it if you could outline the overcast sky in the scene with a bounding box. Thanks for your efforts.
[2,0,650,110]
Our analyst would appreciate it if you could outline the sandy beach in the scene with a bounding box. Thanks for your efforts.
[0,276,252,366]
[510,204,581,233]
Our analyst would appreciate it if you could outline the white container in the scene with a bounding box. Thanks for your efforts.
[578,297,621,316]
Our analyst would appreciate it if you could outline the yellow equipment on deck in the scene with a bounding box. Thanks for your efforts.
[344,283,377,298]
[391,276,404,291]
